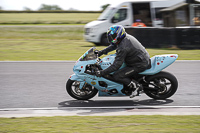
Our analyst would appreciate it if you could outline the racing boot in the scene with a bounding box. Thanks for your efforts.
[128,81,140,98]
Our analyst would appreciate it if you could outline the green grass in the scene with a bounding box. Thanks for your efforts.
[0,26,84,40]
[0,39,94,60]
[0,116,200,133]
[0,26,199,61]
[147,48,200,60]
[0,13,100,24]
[0,39,200,61]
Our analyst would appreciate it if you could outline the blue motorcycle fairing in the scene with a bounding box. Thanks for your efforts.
[73,60,125,96]
[140,54,178,75]
[69,73,80,81]
[87,75,125,96]
[73,60,97,75]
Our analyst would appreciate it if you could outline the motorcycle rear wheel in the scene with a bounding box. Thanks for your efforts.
[66,79,98,100]
[144,71,178,100]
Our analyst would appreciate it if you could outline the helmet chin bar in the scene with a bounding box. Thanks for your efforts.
[107,33,117,44]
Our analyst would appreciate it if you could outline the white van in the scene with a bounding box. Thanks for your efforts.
[84,1,158,45]
[84,0,182,45]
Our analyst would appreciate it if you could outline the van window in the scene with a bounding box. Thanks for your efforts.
[132,3,152,26]
[98,7,115,21]
[111,9,127,23]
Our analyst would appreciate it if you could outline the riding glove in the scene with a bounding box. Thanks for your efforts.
[98,50,104,57]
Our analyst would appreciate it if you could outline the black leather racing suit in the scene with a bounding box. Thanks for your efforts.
[101,34,150,86]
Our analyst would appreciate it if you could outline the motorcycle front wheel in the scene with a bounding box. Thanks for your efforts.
[144,71,178,100]
[66,79,98,100]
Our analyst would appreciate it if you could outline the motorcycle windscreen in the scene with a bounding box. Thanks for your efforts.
[78,47,97,61]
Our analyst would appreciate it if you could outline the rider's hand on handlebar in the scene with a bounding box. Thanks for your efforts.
[94,50,106,57]
[98,50,104,57]
[94,50,102,57]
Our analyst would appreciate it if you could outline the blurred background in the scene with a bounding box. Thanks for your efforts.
[0,0,199,61]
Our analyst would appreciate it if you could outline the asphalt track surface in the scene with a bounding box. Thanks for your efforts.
[0,60,200,117]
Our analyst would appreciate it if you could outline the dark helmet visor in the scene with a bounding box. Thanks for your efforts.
[107,31,117,43]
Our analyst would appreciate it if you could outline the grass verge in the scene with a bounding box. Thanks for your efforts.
[0,26,199,60]
[0,13,100,24]
[0,115,200,133]
[0,39,200,61]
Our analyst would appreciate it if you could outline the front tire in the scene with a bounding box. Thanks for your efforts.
[144,71,178,100]
[66,79,98,100]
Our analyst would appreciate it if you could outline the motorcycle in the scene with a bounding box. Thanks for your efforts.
[66,47,178,100]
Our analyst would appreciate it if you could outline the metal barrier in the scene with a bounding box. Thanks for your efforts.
[125,27,200,49]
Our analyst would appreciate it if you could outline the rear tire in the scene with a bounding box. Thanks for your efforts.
[66,79,98,100]
[144,71,178,100]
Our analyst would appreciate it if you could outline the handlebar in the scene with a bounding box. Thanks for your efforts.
[94,50,99,55]
[94,50,101,64]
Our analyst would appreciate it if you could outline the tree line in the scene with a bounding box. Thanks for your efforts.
[0,4,110,11]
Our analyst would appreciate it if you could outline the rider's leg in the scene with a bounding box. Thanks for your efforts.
[112,67,137,86]
[112,66,146,98]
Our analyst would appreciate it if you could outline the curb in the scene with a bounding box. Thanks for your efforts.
[0,106,200,118]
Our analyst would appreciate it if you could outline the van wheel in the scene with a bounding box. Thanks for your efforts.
[100,33,109,46]
[94,43,101,46]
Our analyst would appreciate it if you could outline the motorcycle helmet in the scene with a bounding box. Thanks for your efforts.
[107,25,126,45]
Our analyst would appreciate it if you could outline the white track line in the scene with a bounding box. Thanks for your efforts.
[0,106,200,111]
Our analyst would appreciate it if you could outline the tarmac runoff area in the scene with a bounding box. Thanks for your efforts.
[0,106,200,118]
[0,60,199,118]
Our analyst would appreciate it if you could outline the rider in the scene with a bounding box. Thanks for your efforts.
[95,25,150,98]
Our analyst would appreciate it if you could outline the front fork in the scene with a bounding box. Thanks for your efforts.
[69,74,86,90]
[79,81,88,89]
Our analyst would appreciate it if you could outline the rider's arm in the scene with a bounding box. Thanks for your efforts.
[102,48,127,75]
[99,44,117,56]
